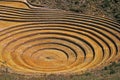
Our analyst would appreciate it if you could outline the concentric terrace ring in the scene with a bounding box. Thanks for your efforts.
[0,1,120,74]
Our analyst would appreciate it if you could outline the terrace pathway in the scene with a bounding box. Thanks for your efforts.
[0,1,120,75]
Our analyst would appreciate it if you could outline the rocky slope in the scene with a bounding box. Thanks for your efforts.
[28,0,120,22]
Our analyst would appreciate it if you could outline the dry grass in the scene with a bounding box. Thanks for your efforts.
[0,61,120,80]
